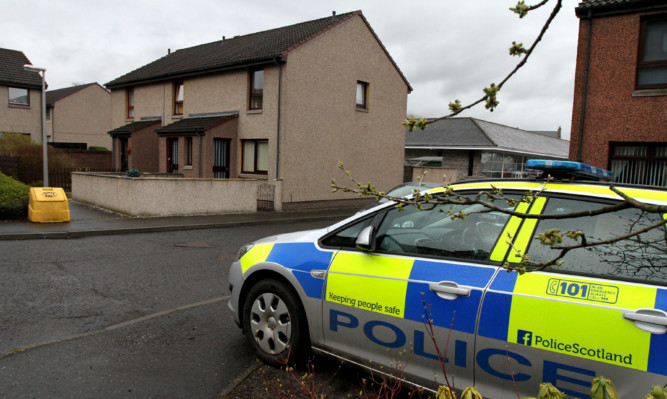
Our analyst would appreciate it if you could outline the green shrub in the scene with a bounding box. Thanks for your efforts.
[0,172,30,219]
[88,146,109,151]
[0,132,33,154]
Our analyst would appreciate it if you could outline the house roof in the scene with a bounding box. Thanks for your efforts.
[46,83,101,107]
[405,118,570,159]
[105,11,411,92]
[155,112,239,136]
[0,47,42,89]
[108,119,162,137]
[576,0,667,17]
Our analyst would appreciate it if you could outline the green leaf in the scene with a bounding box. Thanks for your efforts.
[510,1,529,18]
[449,99,462,113]
[509,41,527,56]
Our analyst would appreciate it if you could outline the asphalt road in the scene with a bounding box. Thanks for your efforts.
[0,219,332,398]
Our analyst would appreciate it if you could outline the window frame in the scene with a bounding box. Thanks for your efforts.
[185,136,193,166]
[241,139,268,175]
[609,142,667,186]
[636,15,667,90]
[356,81,368,110]
[320,192,515,264]
[8,87,29,106]
[173,80,184,115]
[248,69,264,110]
[126,88,135,119]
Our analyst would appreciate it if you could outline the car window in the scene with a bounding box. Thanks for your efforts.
[320,216,373,249]
[373,198,513,261]
[526,196,667,284]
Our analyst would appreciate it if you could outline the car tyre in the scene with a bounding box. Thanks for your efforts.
[242,279,308,366]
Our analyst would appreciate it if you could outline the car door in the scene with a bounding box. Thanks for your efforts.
[319,195,514,391]
[476,194,667,398]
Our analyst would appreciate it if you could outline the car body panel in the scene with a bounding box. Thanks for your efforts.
[228,178,667,397]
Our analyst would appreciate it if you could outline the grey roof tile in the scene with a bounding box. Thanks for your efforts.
[0,47,42,89]
[108,119,162,136]
[576,0,667,16]
[406,118,569,159]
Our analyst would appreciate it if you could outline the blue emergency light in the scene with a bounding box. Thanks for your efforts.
[525,160,615,181]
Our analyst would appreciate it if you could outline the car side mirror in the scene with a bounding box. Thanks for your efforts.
[356,225,376,251]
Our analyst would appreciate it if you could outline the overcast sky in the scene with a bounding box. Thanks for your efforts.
[3,0,580,139]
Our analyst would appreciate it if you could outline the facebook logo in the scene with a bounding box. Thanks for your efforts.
[517,330,532,346]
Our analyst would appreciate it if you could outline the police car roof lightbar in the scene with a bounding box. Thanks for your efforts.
[525,160,615,181]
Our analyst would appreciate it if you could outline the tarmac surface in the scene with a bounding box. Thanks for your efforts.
[0,200,363,240]
[0,200,368,397]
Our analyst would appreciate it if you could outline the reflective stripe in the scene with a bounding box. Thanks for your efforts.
[649,288,667,375]
[507,197,547,263]
[508,273,657,371]
[326,252,413,318]
[241,243,333,299]
[448,182,667,203]
[240,243,274,273]
[490,202,530,261]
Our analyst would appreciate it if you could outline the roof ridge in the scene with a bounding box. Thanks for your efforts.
[469,118,497,147]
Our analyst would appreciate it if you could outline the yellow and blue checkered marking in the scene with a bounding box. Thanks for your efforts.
[241,242,333,299]
[480,271,667,375]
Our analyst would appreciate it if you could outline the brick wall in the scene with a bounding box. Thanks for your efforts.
[63,149,112,169]
[570,11,667,168]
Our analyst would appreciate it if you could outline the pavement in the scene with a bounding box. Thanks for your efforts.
[0,200,364,240]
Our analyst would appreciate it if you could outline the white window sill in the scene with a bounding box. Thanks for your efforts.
[246,109,263,115]
[632,88,667,97]
[239,173,268,180]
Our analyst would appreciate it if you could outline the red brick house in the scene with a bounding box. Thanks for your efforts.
[570,0,667,185]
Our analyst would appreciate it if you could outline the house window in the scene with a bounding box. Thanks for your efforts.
[480,152,540,179]
[174,80,184,115]
[637,16,667,89]
[127,88,135,119]
[8,87,29,106]
[186,137,193,165]
[46,107,52,121]
[610,143,667,186]
[356,81,368,109]
[242,139,268,174]
[249,69,263,110]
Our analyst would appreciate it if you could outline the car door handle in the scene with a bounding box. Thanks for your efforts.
[429,281,470,300]
[623,309,667,334]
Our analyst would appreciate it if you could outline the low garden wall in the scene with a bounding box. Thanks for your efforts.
[72,172,264,217]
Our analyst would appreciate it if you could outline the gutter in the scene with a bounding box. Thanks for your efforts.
[577,9,593,162]
[275,56,284,179]
[197,128,204,178]
[105,59,278,90]
[405,146,568,159]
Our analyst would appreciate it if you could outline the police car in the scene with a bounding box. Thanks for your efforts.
[227,161,667,398]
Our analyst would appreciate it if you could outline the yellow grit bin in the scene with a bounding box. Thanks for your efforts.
[28,187,70,223]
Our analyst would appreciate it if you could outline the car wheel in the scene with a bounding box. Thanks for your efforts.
[242,279,308,366]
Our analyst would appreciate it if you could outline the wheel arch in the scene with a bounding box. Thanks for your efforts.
[239,267,310,338]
